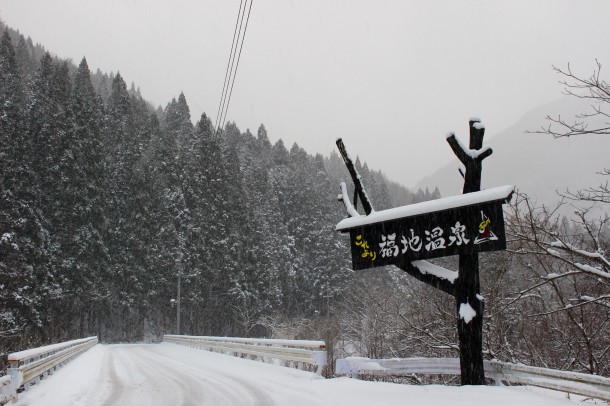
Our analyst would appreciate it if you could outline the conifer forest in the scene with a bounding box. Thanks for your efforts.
[0,27,437,347]
[0,25,608,379]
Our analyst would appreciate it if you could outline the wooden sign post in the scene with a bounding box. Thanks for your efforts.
[336,119,513,385]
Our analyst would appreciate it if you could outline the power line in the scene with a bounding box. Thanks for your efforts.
[215,0,254,134]
[214,0,245,133]
[219,0,254,133]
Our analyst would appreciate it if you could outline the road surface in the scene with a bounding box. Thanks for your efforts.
[14,343,585,406]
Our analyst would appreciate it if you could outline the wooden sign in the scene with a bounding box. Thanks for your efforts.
[336,185,513,271]
[336,119,512,386]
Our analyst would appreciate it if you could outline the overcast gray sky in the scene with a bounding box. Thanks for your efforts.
[1,0,609,188]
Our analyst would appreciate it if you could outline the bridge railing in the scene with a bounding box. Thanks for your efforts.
[164,334,327,374]
[335,357,610,402]
[1,336,98,403]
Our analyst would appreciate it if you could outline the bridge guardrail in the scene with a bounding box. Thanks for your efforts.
[335,356,610,402]
[164,334,327,374]
[1,336,98,403]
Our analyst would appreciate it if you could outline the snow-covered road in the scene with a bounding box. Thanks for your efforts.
[14,343,592,406]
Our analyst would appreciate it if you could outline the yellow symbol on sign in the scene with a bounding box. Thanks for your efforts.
[474,211,498,245]
[355,234,376,261]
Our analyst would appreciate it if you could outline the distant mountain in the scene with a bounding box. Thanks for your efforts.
[416,97,610,206]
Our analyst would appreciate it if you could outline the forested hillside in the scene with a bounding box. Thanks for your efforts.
[0,27,439,351]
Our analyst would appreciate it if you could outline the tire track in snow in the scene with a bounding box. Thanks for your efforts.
[127,346,212,406]
[85,344,274,405]
[101,349,126,406]
[132,345,275,406]
[96,344,203,405]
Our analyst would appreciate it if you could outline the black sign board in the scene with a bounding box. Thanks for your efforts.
[337,186,512,271]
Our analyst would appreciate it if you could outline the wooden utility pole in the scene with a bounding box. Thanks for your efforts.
[446,118,492,385]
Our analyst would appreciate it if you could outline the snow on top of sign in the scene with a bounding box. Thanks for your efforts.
[412,260,458,283]
[336,185,514,231]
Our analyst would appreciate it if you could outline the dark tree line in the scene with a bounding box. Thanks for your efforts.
[0,28,439,352]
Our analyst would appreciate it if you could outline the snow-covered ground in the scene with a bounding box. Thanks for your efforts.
[13,343,597,405]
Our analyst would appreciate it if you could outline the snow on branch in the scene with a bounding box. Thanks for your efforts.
[550,240,610,268]
[446,132,493,162]
[403,261,456,296]
[507,194,610,284]
[338,181,361,218]
[537,238,610,281]
[411,260,458,283]
[529,295,610,316]
[574,263,610,280]
[527,60,610,138]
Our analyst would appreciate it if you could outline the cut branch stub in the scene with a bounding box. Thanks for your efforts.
[446,120,493,194]
[469,118,484,150]
[336,138,374,215]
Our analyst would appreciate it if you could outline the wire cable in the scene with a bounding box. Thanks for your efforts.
[218,0,254,133]
[214,0,245,133]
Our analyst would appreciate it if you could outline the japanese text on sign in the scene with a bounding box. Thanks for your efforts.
[349,204,506,271]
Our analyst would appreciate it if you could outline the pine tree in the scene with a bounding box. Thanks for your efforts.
[53,57,110,337]
[0,30,53,348]
[14,34,35,79]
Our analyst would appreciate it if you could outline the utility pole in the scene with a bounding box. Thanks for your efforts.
[176,272,181,335]
[176,241,184,336]
[323,285,332,318]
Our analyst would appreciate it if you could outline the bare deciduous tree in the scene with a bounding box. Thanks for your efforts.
[529,60,610,204]
[531,60,610,139]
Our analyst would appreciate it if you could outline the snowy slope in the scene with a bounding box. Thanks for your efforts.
[13,343,596,406]
[416,97,610,205]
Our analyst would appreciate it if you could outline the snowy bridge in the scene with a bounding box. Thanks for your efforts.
[1,336,607,406]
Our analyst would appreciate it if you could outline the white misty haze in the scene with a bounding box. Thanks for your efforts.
[0,0,608,188]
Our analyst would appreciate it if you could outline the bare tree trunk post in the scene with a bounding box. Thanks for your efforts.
[177,272,181,335]
[447,119,492,385]
[336,138,374,215]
